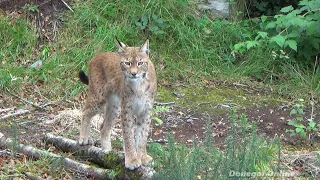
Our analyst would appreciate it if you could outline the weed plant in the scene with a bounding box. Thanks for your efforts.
[150,109,281,179]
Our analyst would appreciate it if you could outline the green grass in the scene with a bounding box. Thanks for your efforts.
[0,0,258,98]
[0,16,37,90]
[0,0,319,99]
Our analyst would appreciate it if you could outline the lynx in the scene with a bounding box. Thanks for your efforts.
[78,38,157,170]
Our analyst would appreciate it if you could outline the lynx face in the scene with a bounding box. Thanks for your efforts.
[117,40,150,80]
[120,52,149,80]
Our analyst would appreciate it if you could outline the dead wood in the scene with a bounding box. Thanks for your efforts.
[44,133,124,169]
[0,109,31,120]
[0,132,110,179]
[44,133,155,179]
[5,88,47,111]
[0,107,16,114]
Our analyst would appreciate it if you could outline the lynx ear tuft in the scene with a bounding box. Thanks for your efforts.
[140,39,149,56]
[115,36,127,54]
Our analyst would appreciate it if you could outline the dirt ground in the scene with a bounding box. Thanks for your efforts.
[1,84,319,150]
[0,0,73,41]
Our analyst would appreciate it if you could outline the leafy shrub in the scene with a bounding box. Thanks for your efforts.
[131,14,168,35]
[234,0,320,64]
[287,99,320,139]
[247,0,299,17]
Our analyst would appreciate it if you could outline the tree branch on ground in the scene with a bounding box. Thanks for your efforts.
[44,133,155,179]
[0,132,110,180]
[0,109,30,120]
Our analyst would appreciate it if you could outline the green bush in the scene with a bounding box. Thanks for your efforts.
[235,0,320,65]
[247,0,300,17]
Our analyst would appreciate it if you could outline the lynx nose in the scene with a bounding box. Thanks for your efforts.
[131,73,137,77]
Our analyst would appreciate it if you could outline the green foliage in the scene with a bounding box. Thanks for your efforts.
[108,170,117,180]
[235,0,320,63]
[152,109,280,179]
[131,14,168,35]
[287,99,320,139]
[55,0,252,89]
[248,0,300,17]
[1,0,319,99]
[152,106,170,125]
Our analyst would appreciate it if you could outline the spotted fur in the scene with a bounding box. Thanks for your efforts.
[79,39,156,170]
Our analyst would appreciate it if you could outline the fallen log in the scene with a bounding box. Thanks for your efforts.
[0,132,110,179]
[44,133,154,179]
[44,133,124,169]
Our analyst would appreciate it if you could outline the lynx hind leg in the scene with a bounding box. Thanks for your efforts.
[100,95,121,151]
[79,102,99,146]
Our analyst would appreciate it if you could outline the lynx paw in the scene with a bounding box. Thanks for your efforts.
[125,157,142,170]
[78,137,93,146]
[101,141,112,152]
[141,154,153,165]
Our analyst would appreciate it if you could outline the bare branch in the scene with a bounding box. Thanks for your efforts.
[60,0,74,12]
[6,88,47,111]
[0,107,16,114]
[154,102,175,106]
[0,109,30,120]
[0,132,110,179]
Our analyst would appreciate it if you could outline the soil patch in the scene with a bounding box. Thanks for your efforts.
[0,0,73,41]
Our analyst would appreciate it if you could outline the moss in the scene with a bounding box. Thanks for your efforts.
[156,86,288,116]
[156,86,177,103]
[102,151,123,168]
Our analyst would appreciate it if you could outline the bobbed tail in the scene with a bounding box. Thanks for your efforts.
[79,70,89,85]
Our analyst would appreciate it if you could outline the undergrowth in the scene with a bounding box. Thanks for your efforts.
[149,109,281,180]
[0,0,318,100]
[0,0,268,97]
[0,0,318,99]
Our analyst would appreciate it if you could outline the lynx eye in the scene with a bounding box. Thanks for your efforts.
[137,62,144,66]
[124,61,131,66]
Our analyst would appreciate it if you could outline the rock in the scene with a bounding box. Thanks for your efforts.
[186,119,193,124]
[30,60,43,69]
[198,0,229,18]
[173,92,185,98]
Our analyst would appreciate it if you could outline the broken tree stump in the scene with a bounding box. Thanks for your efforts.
[44,133,155,179]
[0,132,110,179]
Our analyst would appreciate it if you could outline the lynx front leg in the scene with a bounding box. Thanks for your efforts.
[122,107,141,170]
[136,111,153,165]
